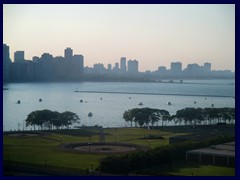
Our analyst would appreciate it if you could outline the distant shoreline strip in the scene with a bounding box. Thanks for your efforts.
[74,90,234,98]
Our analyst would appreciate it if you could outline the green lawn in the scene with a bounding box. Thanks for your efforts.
[4,128,186,171]
[3,127,234,176]
[139,161,235,176]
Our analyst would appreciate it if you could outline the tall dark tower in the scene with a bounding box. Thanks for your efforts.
[3,44,11,81]
[64,47,73,61]
[120,57,126,73]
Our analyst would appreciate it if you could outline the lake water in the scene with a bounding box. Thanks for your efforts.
[3,79,235,131]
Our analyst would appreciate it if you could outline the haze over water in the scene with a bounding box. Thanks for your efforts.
[3,79,235,131]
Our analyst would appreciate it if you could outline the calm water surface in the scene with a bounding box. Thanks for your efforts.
[3,80,235,131]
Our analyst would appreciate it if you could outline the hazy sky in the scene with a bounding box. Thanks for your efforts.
[3,4,235,72]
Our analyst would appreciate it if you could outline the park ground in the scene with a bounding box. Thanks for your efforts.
[3,126,235,176]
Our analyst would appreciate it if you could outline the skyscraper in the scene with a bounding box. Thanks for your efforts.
[14,51,25,63]
[127,60,138,74]
[120,57,126,73]
[170,62,182,76]
[64,47,73,61]
[72,54,84,76]
[204,62,211,72]
[3,44,11,81]
[107,64,112,71]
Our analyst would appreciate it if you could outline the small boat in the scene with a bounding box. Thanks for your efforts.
[194,101,196,104]
[39,98,42,102]
[167,102,171,105]
[138,102,143,106]
[80,99,83,103]
[16,100,21,104]
[88,112,93,117]
[100,97,102,100]
[211,104,214,107]
[129,97,131,99]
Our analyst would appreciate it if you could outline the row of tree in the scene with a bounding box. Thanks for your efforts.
[123,107,235,127]
[25,109,80,130]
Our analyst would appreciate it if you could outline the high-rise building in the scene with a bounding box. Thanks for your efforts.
[115,62,119,69]
[204,62,211,72]
[186,63,202,77]
[127,59,138,74]
[107,64,112,71]
[72,54,84,76]
[40,53,53,62]
[3,44,11,81]
[32,56,40,62]
[64,47,73,61]
[120,57,126,73]
[158,66,167,71]
[14,51,25,63]
[170,62,182,76]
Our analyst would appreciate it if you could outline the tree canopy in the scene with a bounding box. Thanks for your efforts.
[122,108,170,127]
[25,109,80,130]
[123,107,235,127]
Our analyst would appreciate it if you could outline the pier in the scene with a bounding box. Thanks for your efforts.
[74,90,234,98]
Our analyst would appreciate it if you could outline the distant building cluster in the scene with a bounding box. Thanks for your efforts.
[84,57,139,78]
[3,44,84,81]
[3,43,234,82]
[154,61,234,79]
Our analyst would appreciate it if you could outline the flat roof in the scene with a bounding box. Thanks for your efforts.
[187,142,235,158]
[224,141,235,146]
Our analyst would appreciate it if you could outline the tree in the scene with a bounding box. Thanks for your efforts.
[123,109,134,127]
[123,108,170,128]
[59,111,80,129]
[25,110,80,130]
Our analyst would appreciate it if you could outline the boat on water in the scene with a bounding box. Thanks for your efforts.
[16,100,21,104]
[39,98,42,102]
[88,112,93,117]
[167,102,171,105]
[138,102,143,106]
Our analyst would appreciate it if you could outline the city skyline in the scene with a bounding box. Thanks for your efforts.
[3,44,235,73]
[3,44,234,83]
[3,4,235,71]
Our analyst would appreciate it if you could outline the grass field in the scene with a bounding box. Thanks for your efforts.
[3,127,235,176]
[140,161,235,176]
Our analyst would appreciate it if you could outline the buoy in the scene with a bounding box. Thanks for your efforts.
[88,112,93,117]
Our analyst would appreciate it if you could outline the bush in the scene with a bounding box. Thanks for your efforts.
[98,135,234,174]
